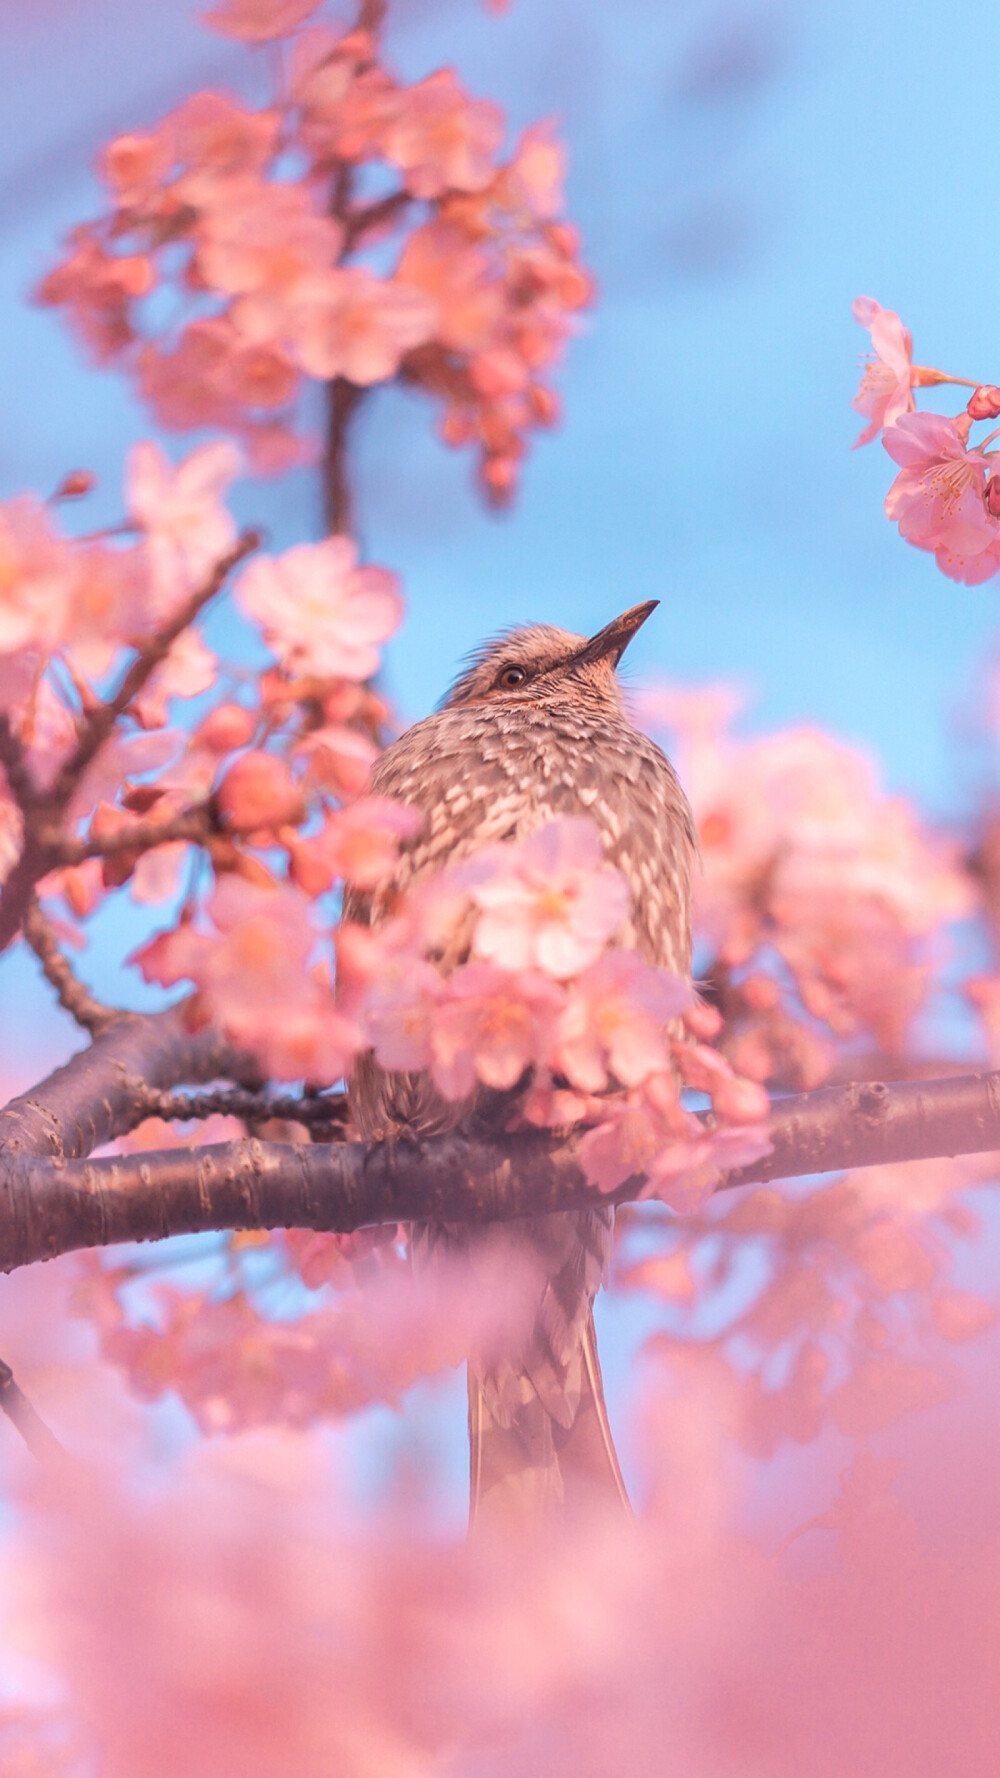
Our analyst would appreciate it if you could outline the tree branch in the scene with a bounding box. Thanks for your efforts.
[22,897,116,1034]
[3,1066,1000,1275]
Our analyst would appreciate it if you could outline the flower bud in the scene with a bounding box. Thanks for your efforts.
[196,703,256,754]
[968,385,1000,421]
[985,475,1000,519]
[217,752,303,834]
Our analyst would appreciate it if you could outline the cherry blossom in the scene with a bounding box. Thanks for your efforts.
[380,69,505,199]
[0,496,75,654]
[554,948,690,1091]
[851,296,918,448]
[202,0,324,43]
[290,268,437,384]
[126,440,242,592]
[463,817,631,979]
[883,410,1000,580]
[237,538,402,680]
[134,877,361,1083]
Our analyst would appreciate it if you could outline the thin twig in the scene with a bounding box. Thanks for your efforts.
[50,529,261,801]
[144,1086,349,1130]
[22,898,116,1034]
[0,1357,67,1462]
[53,802,215,867]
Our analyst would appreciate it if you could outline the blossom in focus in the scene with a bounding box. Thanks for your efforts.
[554,949,690,1091]
[237,538,402,680]
[883,411,1000,582]
[464,817,631,979]
[428,961,564,1099]
[851,296,918,448]
[126,440,242,596]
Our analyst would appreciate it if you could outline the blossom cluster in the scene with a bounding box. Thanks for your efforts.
[137,814,769,1203]
[852,295,1000,584]
[37,3,591,500]
[637,684,972,1085]
[0,444,402,926]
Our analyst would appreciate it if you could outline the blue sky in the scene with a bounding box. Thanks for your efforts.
[1,0,999,1511]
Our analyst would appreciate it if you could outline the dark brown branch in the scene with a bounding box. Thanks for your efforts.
[146,1086,349,1130]
[0,1357,67,1461]
[22,898,116,1034]
[55,802,214,867]
[4,1068,1000,1275]
[324,378,365,535]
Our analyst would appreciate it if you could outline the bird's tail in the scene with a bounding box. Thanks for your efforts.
[468,1308,630,1529]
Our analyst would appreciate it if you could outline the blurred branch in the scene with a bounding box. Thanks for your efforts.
[3,1061,1000,1273]
[22,897,116,1035]
[0,533,260,957]
[0,1356,67,1462]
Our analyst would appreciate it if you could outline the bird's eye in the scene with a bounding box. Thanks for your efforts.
[498,664,528,689]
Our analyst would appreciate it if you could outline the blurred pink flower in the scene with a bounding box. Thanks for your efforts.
[465,817,631,979]
[134,877,361,1083]
[851,296,917,448]
[291,268,436,385]
[202,0,323,42]
[126,440,241,594]
[883,411,1000,577]
[0,496,75,654]
[237,538,402,680]
[381,69,504,199]
[196,181,341,299]
[288,797,421,895]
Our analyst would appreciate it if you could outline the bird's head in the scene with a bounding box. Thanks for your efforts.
[440,601,658,712]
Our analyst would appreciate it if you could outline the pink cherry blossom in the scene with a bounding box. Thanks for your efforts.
[132,630,218,729]
[291,269,437,385]
[428,960,564,1099]
[237,538,402,680]
[134,877,361,1083]
[504,122,566,220]
[126,440,242,594]
[295,723,378,797]
[170,91,280,188]
[196,182,341,300]
[554,949,691,1091]
[217,752,303,834]
[0,495,75,654]
[464,817,631,979]
[851,296,917,448]
[202,0,323,42]
[883,410,1000,578]
[381,69,504,200]
[287,797,421,895]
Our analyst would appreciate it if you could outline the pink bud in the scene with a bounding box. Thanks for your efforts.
[968,385,1000,421]
[985,475,1000,519]
[52,469,96,501]
[196,703,257,754]
[217,752,303,834]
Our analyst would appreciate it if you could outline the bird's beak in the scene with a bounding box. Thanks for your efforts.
[572,600,659,669]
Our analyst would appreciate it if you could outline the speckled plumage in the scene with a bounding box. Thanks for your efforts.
[346,607,697,1523]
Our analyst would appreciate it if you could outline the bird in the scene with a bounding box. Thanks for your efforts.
[345,601,697,1527]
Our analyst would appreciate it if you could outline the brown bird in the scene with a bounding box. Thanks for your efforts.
[346,602,697,1526]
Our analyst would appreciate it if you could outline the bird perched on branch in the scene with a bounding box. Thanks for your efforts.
[347,602,697,1526]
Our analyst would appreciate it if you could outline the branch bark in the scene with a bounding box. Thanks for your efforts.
[3,1057,1000,1274]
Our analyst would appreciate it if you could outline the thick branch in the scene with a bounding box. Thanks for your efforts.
[4,1068,1000,1274]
